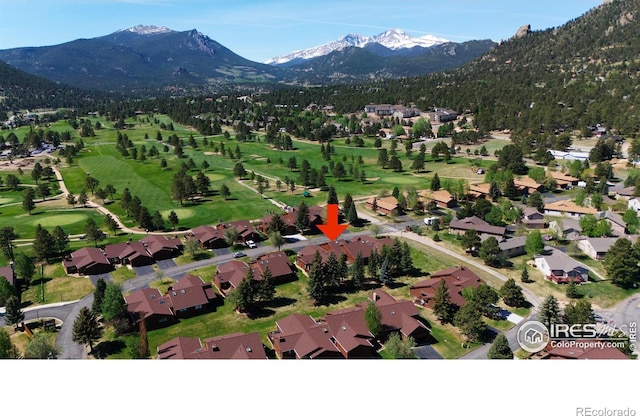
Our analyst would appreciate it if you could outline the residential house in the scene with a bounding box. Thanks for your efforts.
[259,205,324,235]
[410,266,483,309]
[469,183,492,200]
[420,189,456,209]
[577,237,619,260]
[125,288,177,330]
[366,196,401,216]
[140,235,183,260]
[166,274,218,318]
[126,274,217,329]
[364,290,431,343]
[104,241,154,267]
[213,260,251,296]
[323,307,376,358]
[614,186,636,200]
[497,236,528,258]
[430,108,458,123]
[190,220,261,249]
[157,332,267,360]
[295,236,394,272]
[449,215,506,237]
[534,246,589,283]
[522,207,546,229]
[514,177,544,195]
[597,211,627,236]
[543,200,597,218]
[253,251,297,284]
[548,171,580,189]
[549,218,583,241]
[268,314,343,359]
[63,247,113,275]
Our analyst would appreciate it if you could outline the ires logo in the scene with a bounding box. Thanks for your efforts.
[549,324,599,339]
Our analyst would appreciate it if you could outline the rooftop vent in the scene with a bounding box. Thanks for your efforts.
[211,345,219,351]
[246,347,252,352]
[181,289,186,294]
[172,291,177,296]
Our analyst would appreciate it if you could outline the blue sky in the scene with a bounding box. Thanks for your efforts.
[0,0,603,63]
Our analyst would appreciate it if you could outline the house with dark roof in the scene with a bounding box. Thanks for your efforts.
[410,266,483,309]
[549,218,583,241]
[213,260,251,295]
[63,247,113,275]
[449,215,506,237]
[522,207,546,229]
[157,332,268,360]
[268,314,343,359]
[125,274,218,329]
[140,235,183,260]
[253,251,297,285]
[125,288,177,330]
[323,307,376,358]
[534,246,589,283]
[577,236,637,260]
[104,241,154,267]
[190,220,261,249]
[614,186,635,200]
[295,236,394,272]
[363,290,431,343]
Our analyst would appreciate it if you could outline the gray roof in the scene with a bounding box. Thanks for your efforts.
[582,237,619,253]
[536,246,588,273]
[449,216,506,236]
[597,211,625,227]
[498,236,527,251]
[552,218,582,233]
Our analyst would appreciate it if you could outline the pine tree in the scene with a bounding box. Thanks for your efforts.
[168,210,180,230]
[379,258,393,286]
[33,224,55,262]
[431,173,441,191]
[368,249,380,279]
[539,295,561,329]
[433,279,457,324]
[499,278,526,307]
[364,301,383,337]
[92,278,107,314]
[257,266,275,303]
[53,226,69,256]
[4,295,24,329]
[233,269,255,313]
[487,333,513,359]
[521,266,532,283]
[307,251,327,305]
[101,283,128,322]
[72,306,103,354]
[351,252,365,289]
[22,188,36,214]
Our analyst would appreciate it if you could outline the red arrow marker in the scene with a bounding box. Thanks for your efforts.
[317,204,348,241]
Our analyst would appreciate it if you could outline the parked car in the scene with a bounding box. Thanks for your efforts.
[233,251,247,258]
[246,240,257,249]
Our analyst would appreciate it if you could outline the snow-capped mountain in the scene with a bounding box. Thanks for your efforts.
[265,29,449,65]
[118,25,174,35]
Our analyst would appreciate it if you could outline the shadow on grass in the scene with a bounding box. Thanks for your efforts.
[92,339,126,359]
[265,296,296,308]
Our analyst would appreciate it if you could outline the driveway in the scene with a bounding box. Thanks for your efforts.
[213,247,231,256]
[89,272,113,286]
[133,265,155,276]
[155,259,177,270]
[414,345,443,359]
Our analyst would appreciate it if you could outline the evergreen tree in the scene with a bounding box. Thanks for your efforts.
[307,251,327,305]
[433,279,457,324]
[487,333,513,359]
[257,266,275,304]
[0,278,18,307]
[33,224,55,262]
[499,278,527,307]
[566,280,581,299]
[563,299,595,326]
[295,201,311,232]
[168,210,179,230]
[379,257,394,286]
[233,269,255,313]
[364,301,383,337]
[430,173,441,191]
[101,283,128,323]
[22,188,36,214]
[85,218,106,247]
[368,249,380,279]
[479,236,504,267]
[539,295,561,329]
[92,278,107,314]
[525,230,545,256]
[0,227,18,261]
[52,226,69,256]
[454,302,487,342]
[3,295,24,329]
[14,252,35,287]
[351,252,366,289]
[521,266,532,283]
[489,181,502,200]
[383,332,416,359]
[0,328,20,358]
[72,306,103,354]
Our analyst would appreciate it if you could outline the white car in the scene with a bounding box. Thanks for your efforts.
[246,240,257,248]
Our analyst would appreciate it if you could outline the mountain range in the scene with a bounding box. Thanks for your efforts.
[265,29,451,65]
[0,26,495,95]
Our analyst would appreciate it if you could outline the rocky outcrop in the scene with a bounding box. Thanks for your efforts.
[514,24,531,39]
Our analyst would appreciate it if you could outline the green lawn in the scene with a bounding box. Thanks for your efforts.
[22,275,94,306]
